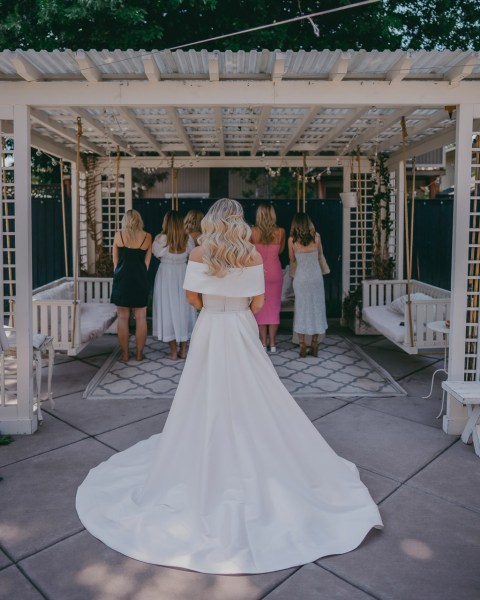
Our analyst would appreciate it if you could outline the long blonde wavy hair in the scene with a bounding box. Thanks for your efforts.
[121,209,144,238]
[199,198,256,277]
[255,203,277,244]
[162,210,188,253]
[184,209,204,235]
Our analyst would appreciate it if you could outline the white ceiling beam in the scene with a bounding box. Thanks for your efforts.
[100,155,371,169]
[445,52,475,85]
[388,126,456,165]
[214,107,224,156]
[1,120,77,161]
[272,52,286,82]
[142,54,162,82]
[250,106,271,156]
[75,51,102,82]
[313,107,368,154]
[2,80,479,107]
[117,107,165,156]
[165,107,195,155]
[30,108,104,155]
[386,52,415,82]
[280,106,322,154]
[378,110,451,152]
[328,52,351,82]
[352,107,417,149]
[71,107,132,154]
[11,51,42,82]
[208,54,219,82]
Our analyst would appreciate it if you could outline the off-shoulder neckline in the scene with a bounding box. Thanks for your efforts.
[188,260,263,270]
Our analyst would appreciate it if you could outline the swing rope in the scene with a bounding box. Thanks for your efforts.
[0,135,14,325]
[72,117,82,348]
[401,116,414,347]
[302,155,307,213]
[59,159,69,278]
[115,145,121,230]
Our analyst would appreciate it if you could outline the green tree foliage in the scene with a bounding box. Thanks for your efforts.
[0,1,478,51]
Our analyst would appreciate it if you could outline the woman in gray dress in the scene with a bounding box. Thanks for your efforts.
[288,212,328,357]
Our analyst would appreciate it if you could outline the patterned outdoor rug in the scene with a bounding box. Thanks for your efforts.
[84,334,405,400]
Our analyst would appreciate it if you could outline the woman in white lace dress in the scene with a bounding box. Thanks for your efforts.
[152,210,196,359]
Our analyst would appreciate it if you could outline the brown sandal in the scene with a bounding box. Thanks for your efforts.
[310,340,319,357]
[299,342,307,358]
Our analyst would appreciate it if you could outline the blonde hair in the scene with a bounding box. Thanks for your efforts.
[199,198,256,277]
[255,203,277,244]
[290,212,316,246]
[121,209,144,238]
[184,209,204,235]
[162,210,188,253]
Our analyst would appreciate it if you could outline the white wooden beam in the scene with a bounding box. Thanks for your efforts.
[386,52,415,83]
[13,104,36,433]
[387,125,456,165]
[272,52,286,82]
[250,106,271,156]
[2,118,77,162]
[165,106,195,155]
[313,107,368,153]
[214,107,224,156]
[208,53,219,82]
[30,108,104,155]
[75,51,102,82]
[328,52,351,82]
[117,107,165,156]
[445,52,475,85]
[142,54,161,82]
[281,106,322,154]
[71,107,132,154]
[1,80,479,107]
[352,107,416,150]
[379,110,452,154]
[11,51,42,82]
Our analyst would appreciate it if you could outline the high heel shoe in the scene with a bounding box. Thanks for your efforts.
[299,342,307,358]
[310,340,319,357]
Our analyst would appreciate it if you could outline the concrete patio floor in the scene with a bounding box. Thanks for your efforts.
[1,320,480,600]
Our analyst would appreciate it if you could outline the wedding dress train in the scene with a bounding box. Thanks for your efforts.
[76,261,382,574]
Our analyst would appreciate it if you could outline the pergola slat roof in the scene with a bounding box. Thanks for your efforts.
[1,49,479,160]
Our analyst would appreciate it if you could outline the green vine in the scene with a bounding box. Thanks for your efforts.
[370,153,395,279]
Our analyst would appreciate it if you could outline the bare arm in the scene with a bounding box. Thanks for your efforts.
[112,232,120,269]
[278,228,286,254]
[250,293,265,314]
[144,233,153,269]
[288,237,296,264]
[186,290,203,310]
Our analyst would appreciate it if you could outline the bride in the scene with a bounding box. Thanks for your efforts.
[76,198,383,575]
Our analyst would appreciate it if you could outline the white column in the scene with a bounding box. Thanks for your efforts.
[444,103,474,435]
[14,105,36,434]
[396,162,405,281]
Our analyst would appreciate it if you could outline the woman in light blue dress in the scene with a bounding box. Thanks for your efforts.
[288,212,328,357]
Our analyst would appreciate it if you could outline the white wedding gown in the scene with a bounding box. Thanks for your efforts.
[76,261,383,574]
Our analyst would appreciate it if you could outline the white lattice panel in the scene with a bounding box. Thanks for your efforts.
[349,171,374,290]
[464,133,480,381]
[101,173,126,252]
[1,137,15,323]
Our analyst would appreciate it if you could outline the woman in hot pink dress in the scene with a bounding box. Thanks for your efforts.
[251,204,285,352]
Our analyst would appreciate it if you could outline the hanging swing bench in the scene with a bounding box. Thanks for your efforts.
[359,118,451,355]
[29,118,117,356]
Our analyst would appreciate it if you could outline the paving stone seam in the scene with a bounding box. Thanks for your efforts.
[15,527,85,565]
[257,565,303,599]
[0,433,90,469]
[349,395,448,431]
[0,541,14,572]
[13,563,51,600]
[309,401,349,423]
[404,479,480,516]
[314,562,384,599]
[394,358,444,382]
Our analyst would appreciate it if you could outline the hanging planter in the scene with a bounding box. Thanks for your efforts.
[340,191,357,208]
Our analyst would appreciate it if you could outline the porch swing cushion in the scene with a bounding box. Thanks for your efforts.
[362,305,407,344]
[80,303,117,343]
[388,292,432,315]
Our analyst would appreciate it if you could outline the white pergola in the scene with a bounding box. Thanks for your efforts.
[0,48,479,435]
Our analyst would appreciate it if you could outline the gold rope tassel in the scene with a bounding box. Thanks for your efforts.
[1,135,14,325]
[60,159,69,278]
[401,116,414,348]
[72,117,82,349]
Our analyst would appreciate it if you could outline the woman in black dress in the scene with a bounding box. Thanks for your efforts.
[111,209,152,362]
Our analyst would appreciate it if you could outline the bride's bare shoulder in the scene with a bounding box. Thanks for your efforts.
[189,246,205,263]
